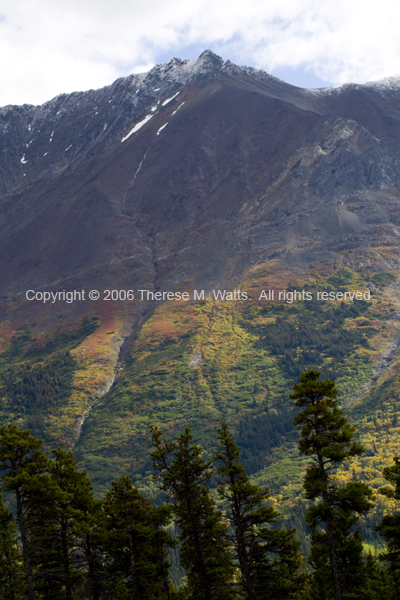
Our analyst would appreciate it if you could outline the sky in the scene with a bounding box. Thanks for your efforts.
[1,0,400,107]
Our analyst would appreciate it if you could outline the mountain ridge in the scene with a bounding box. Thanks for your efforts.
[2,49,399,198]
[1,52,400,536]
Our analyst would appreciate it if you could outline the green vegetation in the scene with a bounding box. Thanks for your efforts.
[1,265,399,565]
[1,419,399,599]
[0,424,50,600]
[0,424,175,600]
[0,487,26,598]
[291,370,374,600]
[371,272,397,287]
[151,426,237,600]
[0,317,99,441]
[77,270,381,493]
[101,477,175,600]
[214,421,308,599]
[249,299,374,380]
[3,352,75,425]
[376,456,400,591]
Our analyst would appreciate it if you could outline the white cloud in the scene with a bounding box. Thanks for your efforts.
[0,0,399,106]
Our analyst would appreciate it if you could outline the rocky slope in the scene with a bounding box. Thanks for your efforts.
[1,50,399,301]
[1,52,400,515]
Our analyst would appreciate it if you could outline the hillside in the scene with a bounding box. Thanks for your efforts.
[1,51,400,552]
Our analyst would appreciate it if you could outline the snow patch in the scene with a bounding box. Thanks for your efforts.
[121,114,153,142]
[313,75,400,97]
[49,131,54,143]
[364,75,400,92]
[154,87,160,91]
[131,152,147,186]
[43,152,48,156]
[172,102,185,116]
[157,123,168,135]
[151,105,158,112]
[21,155,27,164]
[26,138,34,148]
[162,92,180,106]
[65,145,72,151]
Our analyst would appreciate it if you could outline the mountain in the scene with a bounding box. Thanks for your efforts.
[1,50,400,299]
[1,52,400,534]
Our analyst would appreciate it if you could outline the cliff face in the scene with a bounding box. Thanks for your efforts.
[1,50,399,300]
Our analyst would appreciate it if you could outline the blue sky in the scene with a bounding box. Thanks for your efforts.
[1,0,399,106]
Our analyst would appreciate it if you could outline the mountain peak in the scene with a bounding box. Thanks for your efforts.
[145,49,225,88]
[197,49,224,66]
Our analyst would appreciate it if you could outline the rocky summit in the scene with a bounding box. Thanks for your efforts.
[1,51,400,509]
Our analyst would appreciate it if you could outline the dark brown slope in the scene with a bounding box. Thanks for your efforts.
[0,51,399,302]
[319,81,400,149]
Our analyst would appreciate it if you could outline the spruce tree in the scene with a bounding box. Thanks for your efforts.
[291,369,374,600]
[102,476,175,599]
[51,448,98,599]
[0,490,25,599]
[26,447,96,600]
[79,494,104,600]
[376,456,400,597]
[0,424,50,600]
[214,421,308,600]
[359,554,397,600]
[28,474,76,600]
[150,426,236,600]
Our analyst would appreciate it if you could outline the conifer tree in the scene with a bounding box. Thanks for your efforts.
[26,447,96,600]
[0,490,25,599]
[0,424,50,600]
[376,456,400,597]
[28,474,75,600]
[102,476,174,600]
[79,494,105,600]
[150,426,236,600]
[51,448,97,599]
[359,554,397,600]
[291,370,374,600]
[214,421,308,600]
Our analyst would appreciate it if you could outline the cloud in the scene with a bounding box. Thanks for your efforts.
[0,0,399,106]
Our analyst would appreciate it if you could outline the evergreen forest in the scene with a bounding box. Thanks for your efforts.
[1,265,400,598]
[1,369,400,600]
